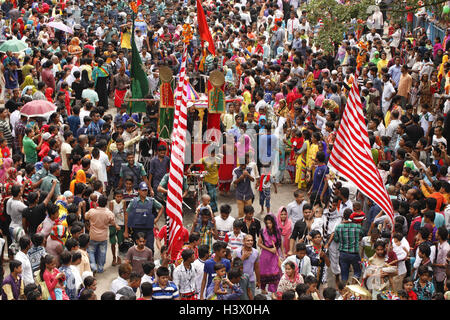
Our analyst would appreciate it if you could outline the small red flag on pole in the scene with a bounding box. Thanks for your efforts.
[196,0,216,56]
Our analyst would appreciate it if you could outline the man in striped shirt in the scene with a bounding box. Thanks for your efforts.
[333,208,363,283]
[0,107,13,149]
[152,266,180,300]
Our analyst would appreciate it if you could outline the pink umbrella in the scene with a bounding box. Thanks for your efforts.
[47,21,74,34]
[21,100,57,118]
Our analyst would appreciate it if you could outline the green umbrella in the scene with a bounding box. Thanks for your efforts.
[0,39,27,53]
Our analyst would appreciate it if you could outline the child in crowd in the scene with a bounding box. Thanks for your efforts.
[413,266,435,300]
[206,263,235,300]
[257,166,278,215]
[141,261,156,285]
[138,282,153,300]
[215,204,235,242]
[196,194,213,217]
[225,220,246,256]
[403,277,418,300]
[109,189,126,266]
[27,233,47,274]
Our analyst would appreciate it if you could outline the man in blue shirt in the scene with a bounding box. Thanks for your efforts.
[86,110,104,137]
[388,56,402,88]
[199,241,230,300]
[310,151,329,201]
[67,106,81,138]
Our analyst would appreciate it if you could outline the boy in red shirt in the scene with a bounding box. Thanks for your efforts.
[350,202,365,224]
[0,138,10,158]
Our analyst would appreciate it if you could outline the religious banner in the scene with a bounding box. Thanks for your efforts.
[207,70,225,114]
[159,66,175,139]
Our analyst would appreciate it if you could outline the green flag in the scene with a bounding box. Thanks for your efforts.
[129,28,149,113]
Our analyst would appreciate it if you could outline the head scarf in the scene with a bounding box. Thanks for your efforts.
[7,167,17,181]
[63,191,73,198]
[273,92,284,111]
[236,134,254,158]
[22,85,35,96]
[50,225,66,245]
[70,37,80,46]
[276,206,292,237]
[70,169,86,194]
[225,68,234,83]
[20,74,36,92]
[262,213,282,249]
[258,115,266,127]
[45,87,53,102]
[0,158,13,184]
[283,261,302,284]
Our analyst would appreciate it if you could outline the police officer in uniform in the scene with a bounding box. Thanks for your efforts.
[125,182,164,252]
[119,151,151,194]
[31,156,52,184]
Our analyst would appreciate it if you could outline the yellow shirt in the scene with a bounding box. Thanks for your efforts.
[377,59,388,75]
[201,156,220,185]
[398,176,409,185]
[121,32,132,49]
[242,90,252,115]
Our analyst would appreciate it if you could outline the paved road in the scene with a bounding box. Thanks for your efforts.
[95,181,299,297]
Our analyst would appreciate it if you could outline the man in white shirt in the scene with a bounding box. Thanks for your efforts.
[365,28,381,42]
[140,47,152,64]
[337,187,353,217]
[432,126,447,147]
[255,91,267,113]
[110,263,132,294]
[7,185,27,235]
[381,73,396,114]
[192,245,210,299]
[96,21,106,38]
[135,29,146,52]
[60,131,74,191]
[173,249,197,299]
[369,8,383,34]
[14,235,34,286]
[286,190,307,225]
[215,204,235,241]
[240,8,252,26]
[386,110,401,150]
[286,11,300,41]
[90,148,108,187]
[298,17,311,34]
[419,104,435,137]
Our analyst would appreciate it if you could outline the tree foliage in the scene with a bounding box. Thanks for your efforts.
[302,0,374,53]
[303,0,449,53]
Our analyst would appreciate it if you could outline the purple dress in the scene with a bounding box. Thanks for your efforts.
[259,228,281,292]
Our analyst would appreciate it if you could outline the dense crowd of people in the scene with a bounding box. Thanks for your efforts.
[0,0,449,301]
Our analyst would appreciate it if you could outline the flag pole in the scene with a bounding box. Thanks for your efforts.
[129,10,136,117]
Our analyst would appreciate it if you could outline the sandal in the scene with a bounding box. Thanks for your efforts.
[112,257,117,266]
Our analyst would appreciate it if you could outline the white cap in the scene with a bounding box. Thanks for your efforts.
[42,132,52,140]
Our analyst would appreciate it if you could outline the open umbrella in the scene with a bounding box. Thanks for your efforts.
[47,21,74,34]
[0,39,27,53]
[21,100,57,118]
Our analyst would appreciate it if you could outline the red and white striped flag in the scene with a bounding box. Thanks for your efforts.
[328,78,394,226]
[166,46,189,256]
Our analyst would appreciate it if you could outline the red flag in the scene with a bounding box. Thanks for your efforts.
[328,77,394,226]
[196,0,216,55]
